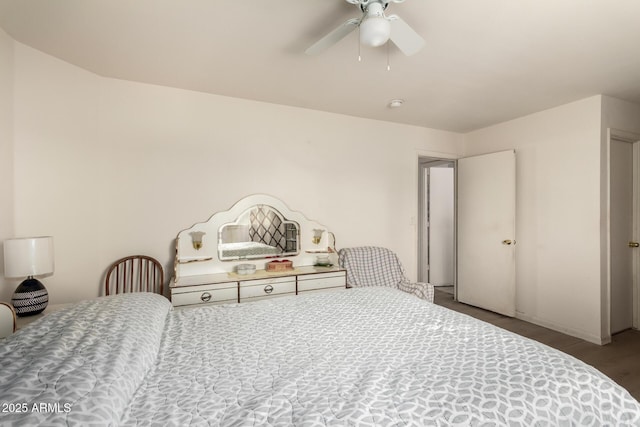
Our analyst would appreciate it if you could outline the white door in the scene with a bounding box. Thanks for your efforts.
[457,150,516,316]
[610,138,635,333]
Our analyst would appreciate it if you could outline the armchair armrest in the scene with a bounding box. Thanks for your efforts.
[398,281,434,303]
[0,302,16,338]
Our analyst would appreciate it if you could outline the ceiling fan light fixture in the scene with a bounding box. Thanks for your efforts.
[359,1,391,48]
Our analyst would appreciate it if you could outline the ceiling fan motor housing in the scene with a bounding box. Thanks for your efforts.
[358,0,389,13]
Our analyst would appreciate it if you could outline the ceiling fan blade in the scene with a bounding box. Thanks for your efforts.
[305,18,360,55]
[388,15,425,56]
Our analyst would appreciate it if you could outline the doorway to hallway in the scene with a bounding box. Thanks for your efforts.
[418,158,455,292]
[609,132,640,335]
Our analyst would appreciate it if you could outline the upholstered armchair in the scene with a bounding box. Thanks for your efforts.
[338,246,434,303]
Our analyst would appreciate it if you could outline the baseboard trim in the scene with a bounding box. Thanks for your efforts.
[515,312,608,345]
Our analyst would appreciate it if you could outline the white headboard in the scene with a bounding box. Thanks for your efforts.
[174,194,335,279]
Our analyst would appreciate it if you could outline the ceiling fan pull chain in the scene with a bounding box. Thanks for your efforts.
[358,27,362,62]
[387,41,391,71]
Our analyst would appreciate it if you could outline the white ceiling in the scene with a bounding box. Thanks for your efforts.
[1,0,639,132]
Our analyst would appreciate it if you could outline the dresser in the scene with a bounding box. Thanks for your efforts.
[172,194,347,309]
[171,266,346,308]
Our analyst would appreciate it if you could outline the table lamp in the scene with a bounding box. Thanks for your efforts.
[3,236,54,317]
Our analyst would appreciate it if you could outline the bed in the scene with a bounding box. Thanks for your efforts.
[218,241,282,259]
[1,288,639,426]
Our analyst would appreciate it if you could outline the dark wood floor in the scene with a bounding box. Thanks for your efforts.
[434,288,640,401]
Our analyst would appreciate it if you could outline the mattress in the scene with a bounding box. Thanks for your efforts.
[1,288,639,426]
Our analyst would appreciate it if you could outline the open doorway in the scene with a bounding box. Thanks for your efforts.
[418,158,456,295]
[608,131,640,335]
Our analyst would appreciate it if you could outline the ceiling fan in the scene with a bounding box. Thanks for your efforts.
[305,0,425,56]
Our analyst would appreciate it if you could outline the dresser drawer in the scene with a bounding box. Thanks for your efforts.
[298,272,346,292]
[240,277,296,300]
[171,282,238,307]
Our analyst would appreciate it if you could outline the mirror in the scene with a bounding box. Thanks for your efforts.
[218,204,300,261]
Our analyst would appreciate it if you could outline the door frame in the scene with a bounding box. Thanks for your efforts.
[606,128,640,335]
[418,158,456,285]
[416,150,458,297]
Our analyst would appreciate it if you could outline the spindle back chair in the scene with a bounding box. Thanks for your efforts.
[104,255,164,297]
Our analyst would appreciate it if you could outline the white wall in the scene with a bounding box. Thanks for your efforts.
[0,28,14,301]
[12,42,101,303]
[464,96,605,343]
[602,96,640,134]
[10,41,464,303]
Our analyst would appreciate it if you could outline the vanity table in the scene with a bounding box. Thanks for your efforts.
[170,194,346,308]
[171,266,345,307]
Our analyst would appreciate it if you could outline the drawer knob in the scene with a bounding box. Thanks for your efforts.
[200,292,212,302]
[264,285,274,294]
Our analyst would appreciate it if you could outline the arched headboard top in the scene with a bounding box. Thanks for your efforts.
[174,194,335,279]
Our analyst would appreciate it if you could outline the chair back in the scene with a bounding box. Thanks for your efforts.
[105,255,164,296]
[338,246,408,289]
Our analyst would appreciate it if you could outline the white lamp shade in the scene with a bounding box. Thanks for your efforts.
[3,236,54,279]
[360,16,391,47]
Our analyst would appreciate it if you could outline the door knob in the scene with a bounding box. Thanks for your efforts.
[502,239,513,245]
[630,242,640,248]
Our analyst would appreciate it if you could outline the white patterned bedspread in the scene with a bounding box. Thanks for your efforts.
[0,293,171,425]
[1,288,640,426]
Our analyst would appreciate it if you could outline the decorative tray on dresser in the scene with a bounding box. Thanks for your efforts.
[170,194,346,308]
